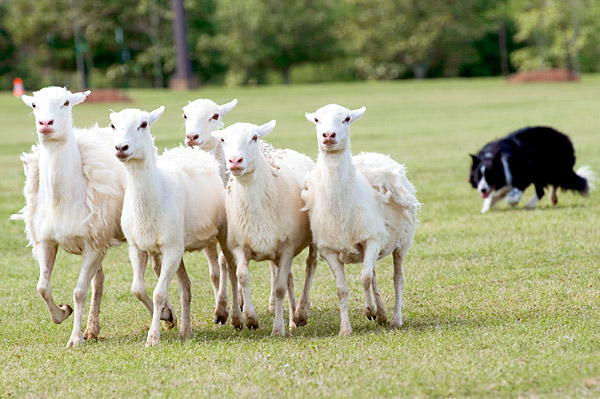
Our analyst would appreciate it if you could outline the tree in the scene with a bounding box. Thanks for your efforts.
[216,0,340,85]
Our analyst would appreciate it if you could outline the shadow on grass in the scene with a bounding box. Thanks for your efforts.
[91,306,535,347]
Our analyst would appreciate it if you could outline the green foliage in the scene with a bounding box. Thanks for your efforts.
[1,0,600,87]
[1,78,600,397]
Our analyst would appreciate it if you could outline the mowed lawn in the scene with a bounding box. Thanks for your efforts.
[1,77,599,398]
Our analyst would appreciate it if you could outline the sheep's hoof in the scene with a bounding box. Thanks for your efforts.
[390,318,403,329]
[179,327,192,338]
[83,327,99,341]
[52,304,73,324]
[339,327,352,337]
[146,331,160,347]
[66,334,83,348]
[366,315,374,321]
[214,314,228,325]
[247,321,259,330]
[376,315,388,325]
[293,316,308,328]
[163,309,177,329]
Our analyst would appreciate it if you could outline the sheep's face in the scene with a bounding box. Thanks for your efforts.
[182,98,237,150]
[110,106,165,162]
[305,104,366,153]
[211,120,276,178]
[21,87,90,142]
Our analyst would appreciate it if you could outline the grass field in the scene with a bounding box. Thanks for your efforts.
[1,77,599,398]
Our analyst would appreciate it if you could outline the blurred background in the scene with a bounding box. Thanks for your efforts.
[0,0,599,90]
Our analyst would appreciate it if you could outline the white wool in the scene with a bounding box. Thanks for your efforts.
[182,98,237,185]
[303,103,419,335]
[14,86,126,347]
[113,107,228,346]
[213,121,317,335]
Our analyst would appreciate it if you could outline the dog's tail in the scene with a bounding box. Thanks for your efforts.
[567,166,595,196]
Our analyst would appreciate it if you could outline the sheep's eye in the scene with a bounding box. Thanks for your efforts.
[183,113,187,119]
[63,100,70,107]
[252,135,258,142]
[211,114,219,121]
[314,118,319,123]
[344,116,350,123]
[220,138,225,142]
[110,123,115,129]
[140,121,148,129]
[32,103,36,108]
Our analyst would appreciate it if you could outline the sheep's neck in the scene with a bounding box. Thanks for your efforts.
[229,155,277,220]
[125,158,162,221]
[318,149,355,217]
[39,131,86,206]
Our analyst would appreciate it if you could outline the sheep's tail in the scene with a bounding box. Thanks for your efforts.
[575,165,595,195]
[9,210,25,221]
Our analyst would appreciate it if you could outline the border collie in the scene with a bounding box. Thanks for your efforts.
[469,126,593,213]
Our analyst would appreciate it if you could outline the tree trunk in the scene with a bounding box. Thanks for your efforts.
[282,66,291,85]
[170,0,197,89]
[498,20,509,76]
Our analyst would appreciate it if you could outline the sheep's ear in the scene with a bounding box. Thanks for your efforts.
[349,106,366,123]
[219,99,238,116]
[470,154,479,164]
[210,129,223,140]
[304,112,317,124]
[148,106,165,126]
[21,95,35,108]
[70,90,91,106]
[256,120,276,138]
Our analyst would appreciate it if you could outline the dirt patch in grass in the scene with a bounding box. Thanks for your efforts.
[507,68,579,83]
[86,88,132,103]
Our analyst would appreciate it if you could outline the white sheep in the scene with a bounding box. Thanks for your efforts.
[112,106,237,346]
[302,104,420,336]
[211,121,318,335]
[182,98,235,318]
[183,98,292,313]
[183,98,237,184]
[13,87,126,347]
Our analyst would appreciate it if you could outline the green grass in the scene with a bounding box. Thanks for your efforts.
[1,77,600,398]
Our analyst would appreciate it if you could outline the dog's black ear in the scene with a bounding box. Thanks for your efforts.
[469,154,479,166]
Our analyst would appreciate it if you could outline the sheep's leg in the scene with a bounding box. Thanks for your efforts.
[321,248,351,336]
[233,247,258,330]
[286,268,296,330]
[371,269,387,324]
[130,247,153,313]
[176,259,192,338]
[361,240,381,321]
[83,267,104,340]
[67,247,106,348]
[147,249,182,347]
[36,241,73,324]
[225,250,242,329]
[268,261,277,312]
[390,248,405,328]
[151,254,177,328]
[214,252,229,325]
[294,244,318,328]
[202,243,221,301]
[272,249,294,336]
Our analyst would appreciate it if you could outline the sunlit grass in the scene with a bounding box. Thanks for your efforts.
[1,77,599,398]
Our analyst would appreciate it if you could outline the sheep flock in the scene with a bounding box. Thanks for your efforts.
[12,87,420,347]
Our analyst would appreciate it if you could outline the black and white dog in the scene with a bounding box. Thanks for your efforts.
[469,126,593,213]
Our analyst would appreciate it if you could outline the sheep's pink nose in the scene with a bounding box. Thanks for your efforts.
[186,133,199,141]
[322,132,336,144]
[115,144,129,152]
[39,119,54,126]
[229,156,243,168]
